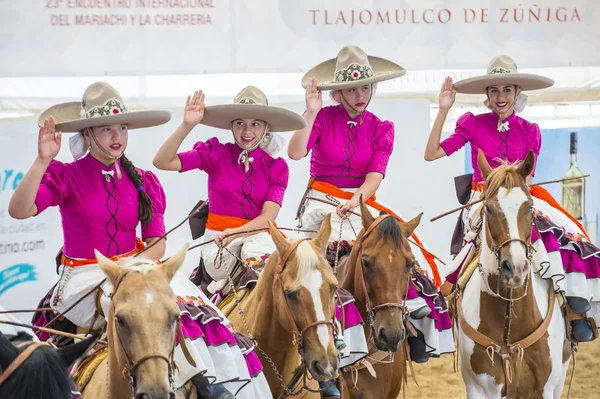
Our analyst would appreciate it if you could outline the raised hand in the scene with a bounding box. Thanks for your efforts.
[439,76,457,111]
[38,116,62,164]
[305,77,323,113]
[183,90,206,127]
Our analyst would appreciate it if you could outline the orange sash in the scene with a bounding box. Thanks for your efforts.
[62,237,145,267]
[311,180,442,287]
[529,186,591,241]
[205,213,285,238]
[206,213,250,231]
[472,182,590,241]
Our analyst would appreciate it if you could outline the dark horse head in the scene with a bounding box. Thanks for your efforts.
[0,331,96,399]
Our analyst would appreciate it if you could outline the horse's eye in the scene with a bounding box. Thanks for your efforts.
[114,315,127,328]
[361,258,370,268]
[285,290,297,300]
[485,205,492,214]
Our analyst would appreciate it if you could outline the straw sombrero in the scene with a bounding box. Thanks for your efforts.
[37,82,171,132]
[301,45,405,91]
[200,86,306,132]
[453,55,554,94]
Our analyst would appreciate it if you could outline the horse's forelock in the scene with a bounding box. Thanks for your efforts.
[117,256,159,275]
[484,161,526,200]
[375,216,404,248]
[288,240,320,292]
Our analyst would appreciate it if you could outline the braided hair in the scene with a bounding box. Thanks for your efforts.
[120,154,154,225]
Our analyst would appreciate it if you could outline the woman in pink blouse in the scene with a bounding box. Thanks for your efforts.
[425,55,598,342]
[10,82,271,399]
[288,46,454,396]
[153,86,305,301]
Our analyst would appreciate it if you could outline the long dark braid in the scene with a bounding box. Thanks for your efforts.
[120,154,154,225]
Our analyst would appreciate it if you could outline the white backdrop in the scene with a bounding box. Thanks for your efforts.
[0,0,598,76]
[0,96,464,315]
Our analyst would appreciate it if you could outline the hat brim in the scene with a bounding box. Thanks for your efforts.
[454,73,554,94]
[200,104,306,132]
[38,102,171,132]
[302,56,406,91]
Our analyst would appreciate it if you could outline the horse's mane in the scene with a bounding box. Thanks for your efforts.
[0,346,73,399]
[288,240,320,292]
[375,211,404,248]
[483,160,522,200]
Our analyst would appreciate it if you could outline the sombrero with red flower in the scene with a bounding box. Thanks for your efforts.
[38,81,171,132]
[301,45,405,91]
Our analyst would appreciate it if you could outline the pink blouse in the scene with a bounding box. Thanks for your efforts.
[440,112,541,182]
[307,104,394,188]
[35,154,166,259]
[177,137,289,220]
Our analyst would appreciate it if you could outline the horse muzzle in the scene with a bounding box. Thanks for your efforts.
[500,258,530,289]
[134,391,175,399]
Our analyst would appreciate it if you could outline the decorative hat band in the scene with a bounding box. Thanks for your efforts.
[334,63,374,83]
[80,98,128,119]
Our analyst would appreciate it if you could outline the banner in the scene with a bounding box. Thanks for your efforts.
[0,0,598,76]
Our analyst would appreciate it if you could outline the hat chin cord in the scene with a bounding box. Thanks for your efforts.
[340,84,373,123]
[486,85,518,131]
[231,124,269,173]
[86,127,125,179]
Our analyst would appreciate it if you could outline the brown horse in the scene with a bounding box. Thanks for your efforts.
[455,150,569,398]
[228,215,340,398]
[336,200,422,399]
[82,244,196,399]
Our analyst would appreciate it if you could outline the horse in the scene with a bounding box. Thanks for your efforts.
[0,330,96,399]
[336,199,423,399]
[454,150,569,398]
[82,244,197,399]
[228,215,341,398]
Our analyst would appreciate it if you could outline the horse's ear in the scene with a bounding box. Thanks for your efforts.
[477,149,493,181]
[518,150,536,179]
[0,332,18,370]
[57,333,98,368]
[359,195,375,229]
[161,244,189,281]
[313,214,332,254]
[402,213,423,237]
[95,249,121,286]
[269,221,289,256]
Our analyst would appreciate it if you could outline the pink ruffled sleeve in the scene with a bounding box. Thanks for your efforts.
[306,109,325,152]
[140,171,167,240]
[35,160,69,215]
[366,121,394,177]
[528,123,542,176]
[440,112,475,156]
[177,137,221,174]
[264,158,289,207]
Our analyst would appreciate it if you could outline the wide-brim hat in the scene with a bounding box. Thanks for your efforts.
[200,86,306,132]
[454,55,554,94]
[301,45,405,91]
[37,82,171,132]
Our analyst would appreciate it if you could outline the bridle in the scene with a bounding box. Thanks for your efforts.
[353,214,412,341]
[108,270,195,393]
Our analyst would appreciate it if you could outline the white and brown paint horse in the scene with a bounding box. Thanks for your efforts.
[82,245,197,399]
[337,200,423,399]
[455,150,569,398]
[228,215,340,398]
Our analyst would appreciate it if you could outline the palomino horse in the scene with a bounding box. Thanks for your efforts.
[228,215,340,398]
[0,331,96,399]
[82,244,197,399]
[455,150,568,398]
[337,200,423,399]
